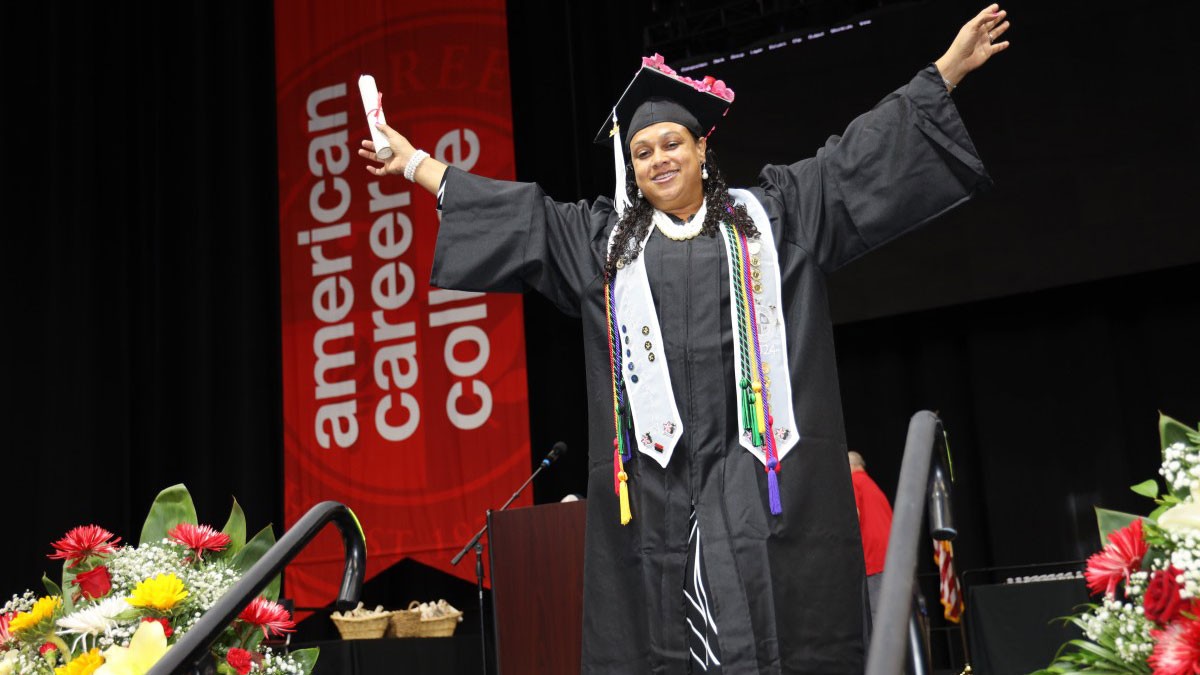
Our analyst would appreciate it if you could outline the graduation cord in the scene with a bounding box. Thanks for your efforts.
[603,221,782,526]
[724,224,759,446]
[723,221,783,515]
[605,279,633,525]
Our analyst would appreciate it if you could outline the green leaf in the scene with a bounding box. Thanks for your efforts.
[289,647,320,674]
[1161,413,1195,453]
[221,497,247,555]
[1095,507,1144,545]
[59,563,79,614]
[262,573,282,601]
[230,525,280,600]
[1149,503,1172,520]
[1064,639,1121,665]
[230,525,275,572]
[1130,479,1159,499]
[139,484,198,546]
[245,627,265,651]
[42,574,63,598]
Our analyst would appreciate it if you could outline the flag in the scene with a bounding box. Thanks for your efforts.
[934,539,964,623]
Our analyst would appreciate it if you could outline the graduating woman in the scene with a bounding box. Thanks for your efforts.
[360,5,1009,673]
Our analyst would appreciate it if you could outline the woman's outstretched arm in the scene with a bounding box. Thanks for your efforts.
[358,122,447,195]
[935,3,1011,90]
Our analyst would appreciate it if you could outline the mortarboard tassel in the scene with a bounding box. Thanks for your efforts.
[611,110,631,217]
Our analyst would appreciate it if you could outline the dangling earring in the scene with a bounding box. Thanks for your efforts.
[637,187,643,199]
[701,163,709,180]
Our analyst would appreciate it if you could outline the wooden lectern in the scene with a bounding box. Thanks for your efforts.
[488,500,587,675]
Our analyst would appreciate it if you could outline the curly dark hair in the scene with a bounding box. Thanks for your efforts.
[604,149,759,278]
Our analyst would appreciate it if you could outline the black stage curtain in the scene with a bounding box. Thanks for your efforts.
[4,4,284,590]
[836,263,1200,578]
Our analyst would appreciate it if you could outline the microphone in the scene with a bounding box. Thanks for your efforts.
[541,441,568,468]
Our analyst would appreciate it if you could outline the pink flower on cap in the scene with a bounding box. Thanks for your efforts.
[710,80,734,101]
[638,54,734,102]
[641,53,676,76]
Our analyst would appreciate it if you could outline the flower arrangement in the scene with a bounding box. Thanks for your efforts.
[0,485,317,675]
[1038,413,1200,674]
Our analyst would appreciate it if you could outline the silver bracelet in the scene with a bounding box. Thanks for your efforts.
[404,149,430,182]
[941,76,955,92]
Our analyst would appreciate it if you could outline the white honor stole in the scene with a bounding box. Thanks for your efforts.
[608,189,799,468]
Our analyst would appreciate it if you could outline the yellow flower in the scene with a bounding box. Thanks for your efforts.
[126,574,188,611]
[8,596,62,635]
[94,620,168,675]
[56,648,105,675]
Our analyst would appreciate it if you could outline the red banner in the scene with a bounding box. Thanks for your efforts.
[274,0,528,607]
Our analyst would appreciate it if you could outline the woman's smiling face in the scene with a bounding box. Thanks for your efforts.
[629,122,707,217]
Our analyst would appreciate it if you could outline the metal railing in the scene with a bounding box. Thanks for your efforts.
[148,501,366,675]
[865,411,954,675]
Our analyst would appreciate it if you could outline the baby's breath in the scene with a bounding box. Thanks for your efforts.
[1161,441,1200,497]
[258,647,308,674]
[1080,597,1154,663]
[1,591,37,616]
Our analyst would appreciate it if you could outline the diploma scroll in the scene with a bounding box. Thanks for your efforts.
[358,74,393,160]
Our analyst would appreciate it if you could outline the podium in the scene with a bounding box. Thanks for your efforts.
[488,500,587,675]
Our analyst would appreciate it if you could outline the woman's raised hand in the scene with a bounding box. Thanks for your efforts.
[935,4,1010,89]
[359,122,414,177]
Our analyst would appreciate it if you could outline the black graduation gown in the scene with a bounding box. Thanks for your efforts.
[430,65,990,674]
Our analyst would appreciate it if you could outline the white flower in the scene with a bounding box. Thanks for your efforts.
[1159,502,1200,534]
[57,596,131,652]
[0,650,17,675]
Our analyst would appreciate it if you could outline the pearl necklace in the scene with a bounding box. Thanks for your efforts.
[652,199,707,241]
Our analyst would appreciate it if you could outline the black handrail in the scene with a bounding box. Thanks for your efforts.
[865,410,952,675]
[149,501,366,675]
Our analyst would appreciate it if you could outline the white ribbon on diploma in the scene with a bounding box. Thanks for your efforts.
[358,74,393,160]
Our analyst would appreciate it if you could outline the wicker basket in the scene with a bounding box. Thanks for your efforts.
[387,601,422,638]
[331,607,392,640]
[390,600,463,638]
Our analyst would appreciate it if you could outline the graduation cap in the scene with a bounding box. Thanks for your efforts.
[596,54,735,215]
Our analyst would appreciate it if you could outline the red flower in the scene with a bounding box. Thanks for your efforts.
[1145,566,1190,625]
[0,611,14,643]
[226,648,254,675]
[71,566,112,601]
[38,641,57,655]
[48,525,121,568]
[238,597,296,638]
[141,616,174,638]
[1084,519,1148,597]
[168,523,231,560]
[1150,616,1200,675]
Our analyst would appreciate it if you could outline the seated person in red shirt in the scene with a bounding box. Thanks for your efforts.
[850,450,893,619]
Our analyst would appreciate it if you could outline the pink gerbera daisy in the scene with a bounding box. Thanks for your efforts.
[238,597,296,638]
[168,523,231,560]
[1150,617,1200,675]
[48,525,121,568]
[1084,519,1149,598]
[0,611,14,643]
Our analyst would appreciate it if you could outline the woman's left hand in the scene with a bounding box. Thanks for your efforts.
[935,4,1010,89]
